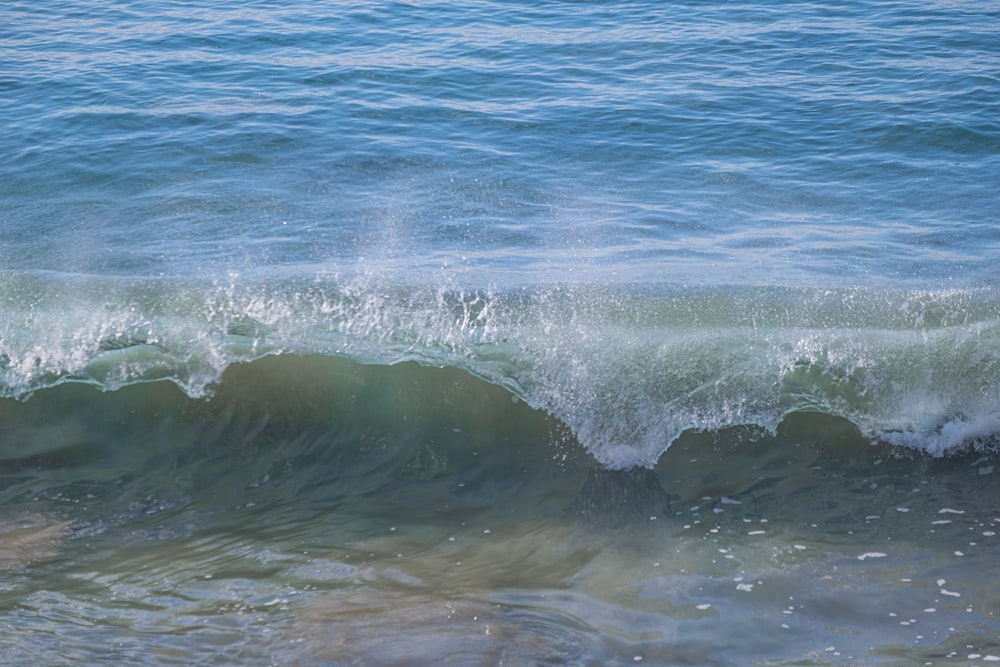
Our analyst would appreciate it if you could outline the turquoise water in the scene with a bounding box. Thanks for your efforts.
[2,0,999,664]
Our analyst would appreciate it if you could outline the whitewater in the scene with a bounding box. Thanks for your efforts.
[2,0,999,664]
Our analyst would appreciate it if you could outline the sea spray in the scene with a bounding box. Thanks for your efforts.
[2,272,999,466]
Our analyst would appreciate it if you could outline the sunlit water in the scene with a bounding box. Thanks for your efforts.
[0,362,997,665]
[3,0,999,664]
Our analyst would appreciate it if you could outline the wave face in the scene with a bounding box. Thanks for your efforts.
[5,344,997,666]
[3,270,997,468]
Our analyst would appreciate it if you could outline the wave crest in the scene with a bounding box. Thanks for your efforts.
[2,271,998,466]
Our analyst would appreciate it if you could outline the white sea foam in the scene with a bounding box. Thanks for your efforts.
[1,275,998,467]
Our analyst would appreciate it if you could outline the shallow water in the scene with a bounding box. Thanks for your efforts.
[0,359,997,665]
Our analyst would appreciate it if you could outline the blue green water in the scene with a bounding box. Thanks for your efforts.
[2,0,999,664]
[4,0,998,285]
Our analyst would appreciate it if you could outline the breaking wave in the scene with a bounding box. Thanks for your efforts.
[2,269,998,468]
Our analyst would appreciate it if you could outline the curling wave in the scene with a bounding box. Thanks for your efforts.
[2,270,998,467]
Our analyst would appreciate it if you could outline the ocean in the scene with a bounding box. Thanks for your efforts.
[2,0,999,664]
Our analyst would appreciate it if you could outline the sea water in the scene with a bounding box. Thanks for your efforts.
[1,0,999,664]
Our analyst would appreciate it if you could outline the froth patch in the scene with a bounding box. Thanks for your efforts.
[880,414,1000,456]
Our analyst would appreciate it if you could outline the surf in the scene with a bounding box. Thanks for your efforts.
[1,270,998,467]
